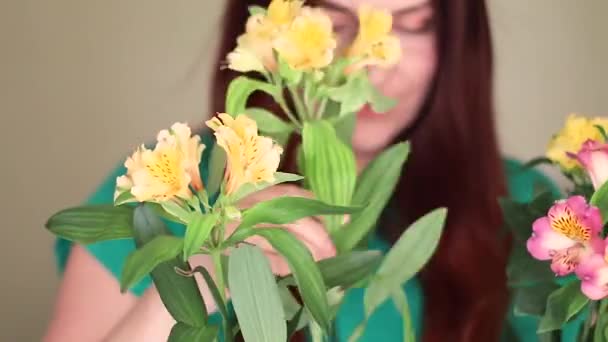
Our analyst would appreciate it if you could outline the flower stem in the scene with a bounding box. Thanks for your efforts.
[315,98,328,119]
[211,249,231,342]
[592,299,608,341]
[582,300,598,341]
[269,74,302,130]
[287,83,309,120]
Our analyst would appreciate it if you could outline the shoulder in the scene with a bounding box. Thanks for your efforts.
[502,157,561,203]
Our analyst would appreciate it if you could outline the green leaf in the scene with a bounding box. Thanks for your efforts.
[114,190,136,206]
[160,201,191,224]
[596,124,608,142]
[225,76,275,115]
[302,120,357,233]
[507,245,555,287]
[46,205,134,244]
[231,172,303,202]
[326,71,371,116]
[286,308,306,339]
[228,245,287,342]
[254,229,331,334]
[246,107,294,135]
[391,290,416,342]
[280,250,382,290]
[238,196,360,230]
[191,266,229,322]
[499,198,537,243]
[514,282,560,317]
[364,208,447,316]
[120,235,184,292]
[132,205,208,326]
[333,111,357,145]
[369,87,397,113]
[538,280,589,333]
[590,179,608,223]
[278,56,303,85]
[183,212,219,260]
[278,284,309,336]
[334,143,410,252]
[168,322,218,342]
[248,5,266,16]
[206,143,226,197]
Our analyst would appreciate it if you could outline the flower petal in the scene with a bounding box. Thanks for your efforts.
[527,217,577,260]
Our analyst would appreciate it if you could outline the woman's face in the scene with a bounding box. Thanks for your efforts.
[319,0,437,160]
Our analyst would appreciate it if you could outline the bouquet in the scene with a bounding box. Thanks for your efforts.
[503,114,608,341]
[46,1,447,341]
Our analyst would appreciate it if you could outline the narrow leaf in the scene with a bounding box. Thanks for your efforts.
[225,76,275,115]
[206,143,226,197]
[590,180,608,223]
[238,196,360,229]
[538,280,589,333]
[231,172,303,203]
[507,245,555,287]
[168,322,218,342]
[246,107,294,134]
[228,245,287,342]
[191,266,229,321]
[334,143,410,252]
[280,250,382,290]
[120,235,184,292]
[183,212,219,260]
[132,205,208,326]
[46,205,133,244]
[302,120,357,233]
[513,282,560,317]
[364,208,446,316]
[255,228,331,333]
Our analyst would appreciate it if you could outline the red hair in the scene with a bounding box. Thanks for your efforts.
[210,0,509,340]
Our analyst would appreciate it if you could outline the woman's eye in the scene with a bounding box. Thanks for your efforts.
[394,6,435,34]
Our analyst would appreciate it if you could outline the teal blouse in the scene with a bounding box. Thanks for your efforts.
[53,138,581,341]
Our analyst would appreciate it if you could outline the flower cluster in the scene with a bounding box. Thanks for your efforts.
[226,0,400,73]
[546,114,608,171]
[527,196,607,298]
[527,114,608,300]
[114,114,283,204]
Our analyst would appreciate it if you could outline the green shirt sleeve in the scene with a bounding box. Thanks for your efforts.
[54,132,215,297]
[503,158,583,342]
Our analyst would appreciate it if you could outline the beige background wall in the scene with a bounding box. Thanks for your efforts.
[0,1,606,340]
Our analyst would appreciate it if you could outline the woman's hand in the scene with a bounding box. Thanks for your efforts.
[232,184,337,275]
[188,184,337,307]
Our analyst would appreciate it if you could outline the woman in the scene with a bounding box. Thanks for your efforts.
[45,0,564,341]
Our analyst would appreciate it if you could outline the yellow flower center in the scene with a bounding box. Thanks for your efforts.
[144,150,184,199]
[549,206,591,242]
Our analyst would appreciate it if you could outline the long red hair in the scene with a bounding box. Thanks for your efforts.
[210,0,509,340]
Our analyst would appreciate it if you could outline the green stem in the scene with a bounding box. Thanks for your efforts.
[315,98,328,119]
[582,301,598,342]
[287,84,309,120]
[211,250,231,342]
[593,299,608,342]
[270,74,302,130]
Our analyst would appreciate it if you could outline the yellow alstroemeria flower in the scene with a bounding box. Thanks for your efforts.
[547,114,608,170]
[226,0,304,73]
[274,7,337,70]
[347,5,402,69]
[122,143,193,202]
[267,0,304,26]
[206,113,283,195]
[157,122,205,191]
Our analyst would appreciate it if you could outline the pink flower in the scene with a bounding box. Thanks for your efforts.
[575,250,608,300]
[569,139,608,189]
[527,196,604,276]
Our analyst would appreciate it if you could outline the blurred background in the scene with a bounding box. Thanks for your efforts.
[0,0,606,340]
